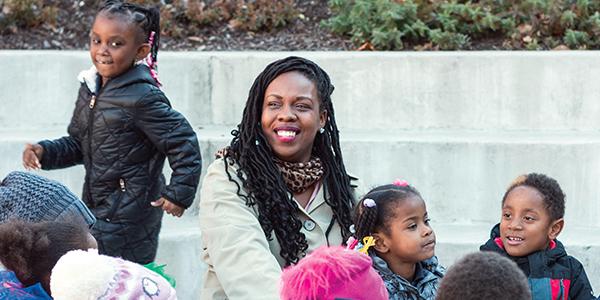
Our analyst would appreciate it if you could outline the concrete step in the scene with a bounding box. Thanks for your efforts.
[156,216,204,300]
[155,219,599,300]
[2,51,600,131]
[2,127,600,228]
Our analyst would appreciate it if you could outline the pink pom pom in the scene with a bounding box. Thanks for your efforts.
[393,179,409,187]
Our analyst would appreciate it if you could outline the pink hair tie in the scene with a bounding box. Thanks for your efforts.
[393,179,409,187]
[145,31,162,86]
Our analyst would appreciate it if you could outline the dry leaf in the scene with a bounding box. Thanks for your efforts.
[552,45,570,50]
[357,42,375,51]
[187,36,203,43]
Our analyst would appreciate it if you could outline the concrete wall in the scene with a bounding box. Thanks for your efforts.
[1,51,599,297]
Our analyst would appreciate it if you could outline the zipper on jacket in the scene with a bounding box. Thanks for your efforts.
[86,93,96,209]
[106,179,125,223]
[119,178,126,192]
[89,95,96,109]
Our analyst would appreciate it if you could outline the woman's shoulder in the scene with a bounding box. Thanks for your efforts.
[201,157,246,198]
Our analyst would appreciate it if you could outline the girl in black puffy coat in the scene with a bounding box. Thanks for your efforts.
[22,1,202,264]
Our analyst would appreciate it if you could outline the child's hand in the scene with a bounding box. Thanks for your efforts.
[151,197,185,217]
[22,143,44,170]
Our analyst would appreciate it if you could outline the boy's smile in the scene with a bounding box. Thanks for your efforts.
[500,186,555,257]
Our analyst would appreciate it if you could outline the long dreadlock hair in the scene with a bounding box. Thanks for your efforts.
[97,1,161,79]
[223,56,355,265]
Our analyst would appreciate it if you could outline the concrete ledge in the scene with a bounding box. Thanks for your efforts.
[156,217,204,300]
[2,127,600,228]
[2,51,600,131]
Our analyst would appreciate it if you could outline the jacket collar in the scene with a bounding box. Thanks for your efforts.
[77,63,157,94]
[372,254,442,291]
[0,261,6,271]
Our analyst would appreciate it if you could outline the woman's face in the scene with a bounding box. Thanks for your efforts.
[261,71,326,163]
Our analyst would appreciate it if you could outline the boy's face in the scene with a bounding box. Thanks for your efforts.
[500,186,557,257]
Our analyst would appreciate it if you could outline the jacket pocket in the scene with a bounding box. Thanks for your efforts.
[104,178,126,222]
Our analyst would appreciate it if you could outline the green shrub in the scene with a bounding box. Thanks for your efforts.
[324,0,600,50]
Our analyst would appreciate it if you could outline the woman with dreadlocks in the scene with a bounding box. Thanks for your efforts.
[21,1,202,264]
[199,56,358,299]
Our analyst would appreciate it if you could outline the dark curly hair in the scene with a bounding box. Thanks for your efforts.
[436,251,531,300]
[502,173,565,221]
[0,218,92,293]
[353,183,422,253]
[223,56,355,265]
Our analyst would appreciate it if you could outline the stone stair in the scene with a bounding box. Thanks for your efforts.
[1,51,599,298]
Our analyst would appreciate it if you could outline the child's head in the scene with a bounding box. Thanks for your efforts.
[280,246,388,300]
[500,173,565,257]
[90,1,160,84]
[353,182,435,264]
[0,219,96,294]
[51,249,177,300]
[435,251,531,300]
[0,171,96,227]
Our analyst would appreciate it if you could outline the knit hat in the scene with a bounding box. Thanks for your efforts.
[51,249,177,300]
[280,246,388,300]
[0,171,95,227]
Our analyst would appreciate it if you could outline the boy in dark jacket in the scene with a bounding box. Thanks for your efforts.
[480,173,594,300]
[21,2,202,264]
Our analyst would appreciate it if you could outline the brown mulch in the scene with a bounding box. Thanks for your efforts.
[0,0,355,51]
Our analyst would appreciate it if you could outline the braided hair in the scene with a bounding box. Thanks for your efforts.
[97,1,161,81]
[223,56,355,265]
[353,184,422,254]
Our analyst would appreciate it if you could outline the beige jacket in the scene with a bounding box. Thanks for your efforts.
[198,158,358,300]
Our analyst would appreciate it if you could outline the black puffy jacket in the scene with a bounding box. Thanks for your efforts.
[39,64,202,263]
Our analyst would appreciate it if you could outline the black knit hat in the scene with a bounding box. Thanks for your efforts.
[0,171,95,227]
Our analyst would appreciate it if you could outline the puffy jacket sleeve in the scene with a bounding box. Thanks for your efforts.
[38,103,84,170]
[199,159,281,300]
[133,90,202,209]
[569,258,595,300]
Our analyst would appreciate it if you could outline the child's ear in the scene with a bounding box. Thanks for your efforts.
[548,218,564,240]
[372,232,389,253]
[135,43,151,61]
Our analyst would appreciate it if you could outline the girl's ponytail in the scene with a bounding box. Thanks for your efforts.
[145,6,160,66]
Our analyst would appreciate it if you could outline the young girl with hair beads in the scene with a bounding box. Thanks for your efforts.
[0,219,97,299]
[21,0,202,265]
[350,180,445,300]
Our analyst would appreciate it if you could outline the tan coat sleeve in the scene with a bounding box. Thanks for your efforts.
[199,159,282,300]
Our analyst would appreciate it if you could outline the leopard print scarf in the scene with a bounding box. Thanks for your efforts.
[215,147,324,194]
[274,156,324,194]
